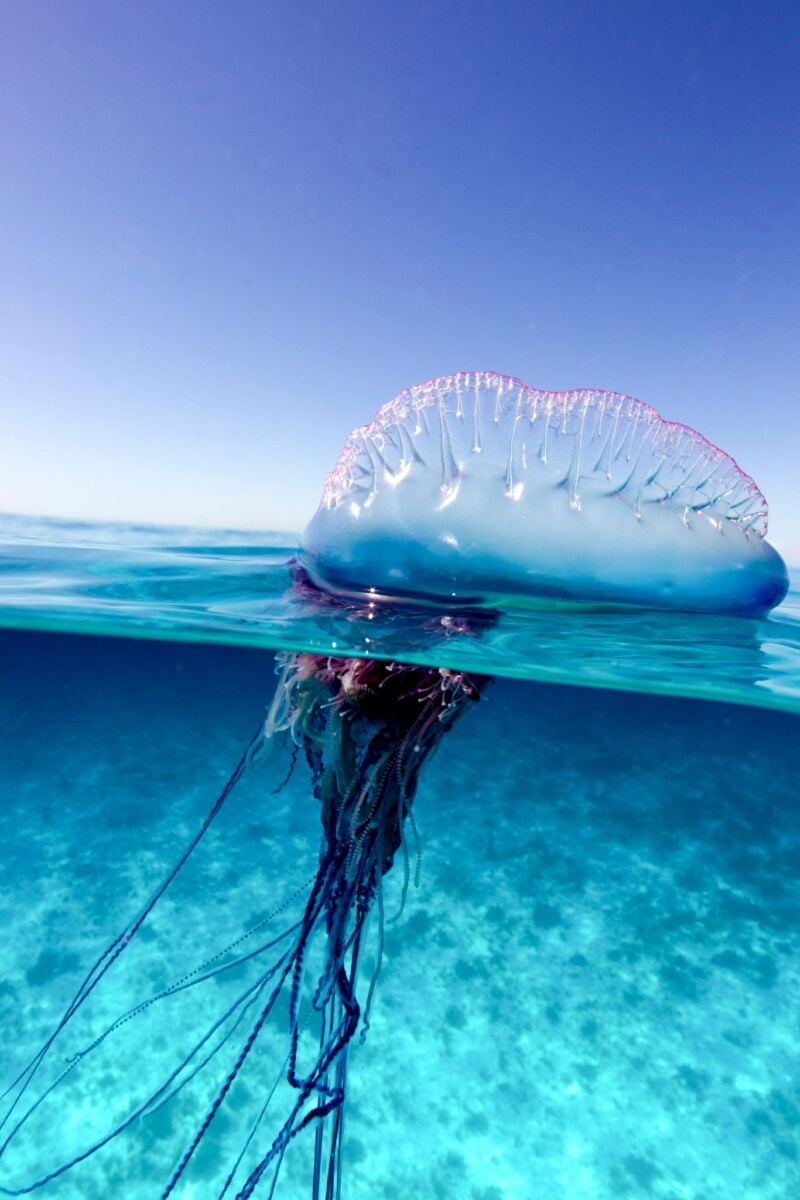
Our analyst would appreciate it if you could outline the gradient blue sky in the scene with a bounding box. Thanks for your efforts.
[1,2,798,557]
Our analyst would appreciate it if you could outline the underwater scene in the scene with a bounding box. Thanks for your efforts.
[1,515,799,1199]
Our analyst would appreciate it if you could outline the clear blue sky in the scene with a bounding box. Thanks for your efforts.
[1,1,798,558]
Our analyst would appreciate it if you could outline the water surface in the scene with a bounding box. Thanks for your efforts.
[2,514,799,713]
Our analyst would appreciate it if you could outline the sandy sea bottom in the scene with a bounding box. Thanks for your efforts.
[0,629,798,1199]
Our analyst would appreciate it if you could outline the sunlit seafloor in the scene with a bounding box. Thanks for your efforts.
[0,517,798,1199]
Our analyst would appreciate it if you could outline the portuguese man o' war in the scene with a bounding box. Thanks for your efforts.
[301,371,788,616]
[0,372,788,1198]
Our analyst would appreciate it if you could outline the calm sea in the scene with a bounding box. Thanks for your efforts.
[1,515,798,1199]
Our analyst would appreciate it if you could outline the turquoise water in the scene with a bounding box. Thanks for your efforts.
[2,515,800,713]
[1,516,799,1198]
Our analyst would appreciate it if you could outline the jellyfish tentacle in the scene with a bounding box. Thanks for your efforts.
[3,656,486,1197]
[218,1041,293,1199]
[0,726,266,1166]
[270,738,299,795]
[159,856,335,1198]
[389,800,412,924]
[234,946,363,1200]
[160,843,341,1198]
[408,809,423,888]
[359,849,386,1042]
[66,915,306,1076]
[0,939,299,1196]
[139,946,296,1119]
[310,997,331,1200]
[67,872,315,1066]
